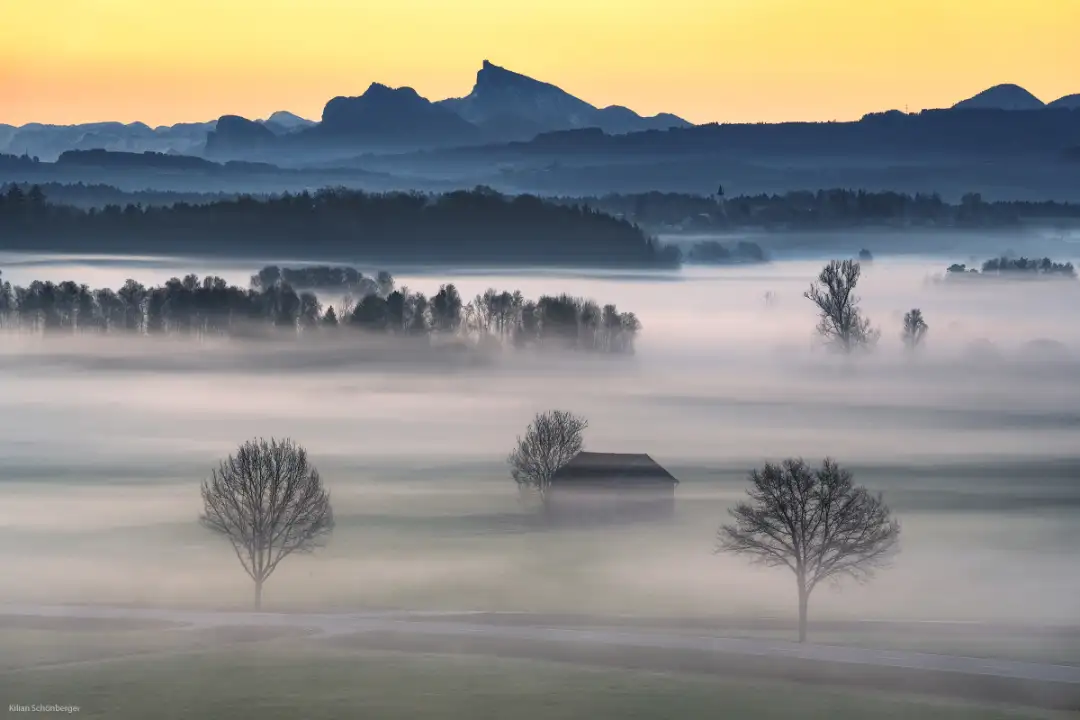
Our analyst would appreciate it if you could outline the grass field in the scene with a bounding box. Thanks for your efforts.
[0,622,1072,720]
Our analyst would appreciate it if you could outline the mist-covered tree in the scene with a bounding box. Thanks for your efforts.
[200,438,334,609]
[0,271,12,328]
[431,284,463,333]
[507,410,588,508]
[298,292,321,329]
[804,260,880,353]
[376,271,395,297]
[901,309,929,353]
[716,458,900,643]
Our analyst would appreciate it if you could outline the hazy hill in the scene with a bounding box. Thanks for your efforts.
[205,116,278,156]
[437,60,691,140]
[306,83,483,148]
[422,107,1080,160]
[56,149,278,172]
[952,84,1046,110]
[0,149,440,195]
[263,110,315,131]
[0,113,309,162]
[1049,94,1080,110]
[0,120,214,161]
[344,107,1080,199]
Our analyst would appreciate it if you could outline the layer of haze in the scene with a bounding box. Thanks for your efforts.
[2,0,1075,126]
[0,251,1078,628]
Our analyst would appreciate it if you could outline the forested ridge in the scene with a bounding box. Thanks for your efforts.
[0,185,678,268]
[557,189,1080,232]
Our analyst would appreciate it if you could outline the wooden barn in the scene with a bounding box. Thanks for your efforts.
[548,452,679,523]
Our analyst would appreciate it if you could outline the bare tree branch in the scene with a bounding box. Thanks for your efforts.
[804,260,880,354]
[199,437,334,608]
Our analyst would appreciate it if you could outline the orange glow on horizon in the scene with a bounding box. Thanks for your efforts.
[1,0,1074,127]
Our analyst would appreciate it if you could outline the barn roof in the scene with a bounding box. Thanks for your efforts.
[552,452,679,484]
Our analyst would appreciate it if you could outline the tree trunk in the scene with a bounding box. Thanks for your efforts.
[797,583,809,643]
[254,577,264,610]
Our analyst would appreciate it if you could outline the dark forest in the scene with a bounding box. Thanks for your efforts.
[0,184,678,268]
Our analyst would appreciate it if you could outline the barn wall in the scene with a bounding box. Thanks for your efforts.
[547,483,676,525]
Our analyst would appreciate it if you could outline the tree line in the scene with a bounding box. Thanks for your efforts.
[0,184,680,268]
[946,256,1077,278]
[0,180,242,209]
[685,240,767,264]
[554,189,1080,232]
[0,269,642,354]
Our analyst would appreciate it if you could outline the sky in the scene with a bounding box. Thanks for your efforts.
[1,0,1076,127]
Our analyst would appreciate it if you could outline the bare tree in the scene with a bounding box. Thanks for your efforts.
[804,260,880,353]
[200,438,334,609]
[716,458,900,643]
[901,308,929,352]
[507,410,588,507]
[336,294,356,322]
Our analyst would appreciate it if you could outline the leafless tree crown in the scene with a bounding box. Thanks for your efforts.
[717,458,899,592]
[804,260,880,353]
[902,308,929,351]
[200,438,334,592]
[507,410,588,502]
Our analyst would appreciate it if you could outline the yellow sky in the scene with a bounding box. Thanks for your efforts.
[1,0,1075,127]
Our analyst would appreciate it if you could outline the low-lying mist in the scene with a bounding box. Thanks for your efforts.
[0,253,1078,628]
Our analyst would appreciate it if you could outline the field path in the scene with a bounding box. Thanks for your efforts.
[3,603,1079,687]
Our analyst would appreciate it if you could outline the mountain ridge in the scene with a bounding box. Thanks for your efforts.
[436,60,691,139]
[3,73,1077,162]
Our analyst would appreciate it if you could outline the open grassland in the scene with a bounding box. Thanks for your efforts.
[0,622,1073,720]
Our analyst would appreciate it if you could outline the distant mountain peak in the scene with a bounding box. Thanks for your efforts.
[953,84,1046,110]
[312,82,480,147]
[475,60,551,89]
[437,60,691,139]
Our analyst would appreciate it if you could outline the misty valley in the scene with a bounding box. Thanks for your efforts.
[4,24,1080,717]
[2,228,1080,717]
[1,252,1078,622]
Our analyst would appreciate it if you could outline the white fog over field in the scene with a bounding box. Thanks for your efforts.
[0,249,1078,630]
